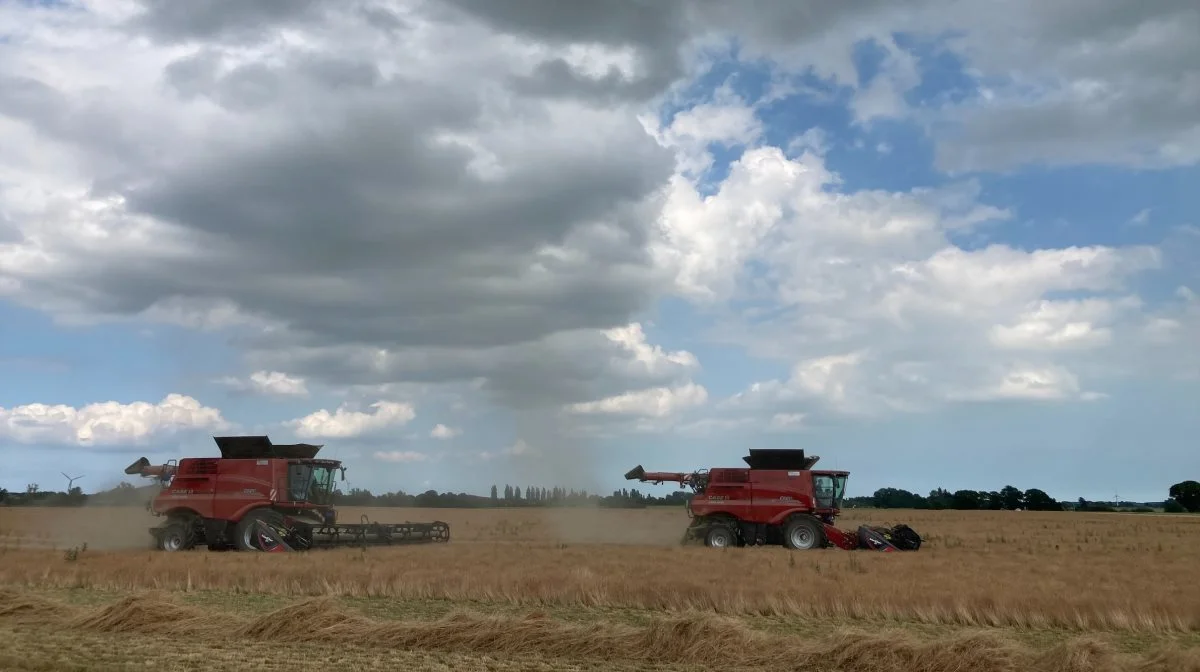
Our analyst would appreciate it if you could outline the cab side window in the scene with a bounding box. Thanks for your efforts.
[813,475,834,506]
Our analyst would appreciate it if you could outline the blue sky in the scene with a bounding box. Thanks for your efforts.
[0,2,1196,504]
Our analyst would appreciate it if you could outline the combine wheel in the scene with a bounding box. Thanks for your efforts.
[158,520,195,552]
[704,525,736,548]
[234,508,288,551]
[782,516,824,550]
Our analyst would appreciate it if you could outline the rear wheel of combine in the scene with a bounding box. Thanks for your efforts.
[704,525,735,548]
[158,520,194,552]
[234,508,287,551]
[782,516,824,550]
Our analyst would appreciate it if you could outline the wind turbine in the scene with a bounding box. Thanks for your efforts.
[62,472,84,491]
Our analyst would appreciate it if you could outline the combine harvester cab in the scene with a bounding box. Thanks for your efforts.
[624,448,921,552]
[125,435,450,552]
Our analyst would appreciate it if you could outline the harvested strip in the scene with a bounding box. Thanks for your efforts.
[8,591,1200,672]
[219,596,1200,672]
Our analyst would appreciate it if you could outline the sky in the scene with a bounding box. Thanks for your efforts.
[0,0,1197,504]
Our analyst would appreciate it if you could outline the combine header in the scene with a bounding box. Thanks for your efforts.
[125,435,449,552]
[624,448,920,552]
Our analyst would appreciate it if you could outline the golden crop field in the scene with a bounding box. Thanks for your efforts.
[2,505,1199,671]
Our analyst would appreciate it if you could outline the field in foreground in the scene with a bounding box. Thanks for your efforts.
[2,506,1199,671]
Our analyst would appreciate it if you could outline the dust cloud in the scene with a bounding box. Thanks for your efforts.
[1,505,159,551]
[502,408,686,546]
[57,466,165,550]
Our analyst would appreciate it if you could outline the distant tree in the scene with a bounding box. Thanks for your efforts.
[927,488,953,510]
[65,486,86,506]
[1023,488,1061,511]
[872,488,928,509]
[1163,498,1187,514]
[490,485,498,502]
[998,485,1024,510]
[1076,497,1115,513]
[1168,481,1200,513]
[951,490,984,510]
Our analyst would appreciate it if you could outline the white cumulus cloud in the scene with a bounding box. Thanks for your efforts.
[430,423,461,439]
[567,382,708,418]
[0,394,228,446]
[218,370,309,396]
[373,450,429,463]
[289,401,416,440]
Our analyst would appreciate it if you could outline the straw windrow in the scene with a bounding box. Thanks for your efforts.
[4,591,1198,672]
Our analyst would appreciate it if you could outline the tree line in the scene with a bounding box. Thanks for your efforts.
[0,483,88,507]
[857,480,1200,514]
[2,479,1197,513]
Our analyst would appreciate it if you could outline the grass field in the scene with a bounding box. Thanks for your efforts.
[2,505,1199,671]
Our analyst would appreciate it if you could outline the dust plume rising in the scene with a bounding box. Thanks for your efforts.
[506,408,682,546]
[72,496,162,551]
[0,505,158,551]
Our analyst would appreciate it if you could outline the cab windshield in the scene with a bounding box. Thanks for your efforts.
[813,473,848,510]
[832,474,847,508]
[287,462,337,505]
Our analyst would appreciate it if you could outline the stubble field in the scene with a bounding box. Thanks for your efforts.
[1,505,1199,671]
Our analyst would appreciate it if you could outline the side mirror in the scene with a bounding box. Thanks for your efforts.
[340,467,346,481]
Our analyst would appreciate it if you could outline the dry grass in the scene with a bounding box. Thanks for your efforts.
[2,505,1199,670]
[1,589,1198,672]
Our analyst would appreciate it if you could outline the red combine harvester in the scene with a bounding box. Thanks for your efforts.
[624,448,920,552]
[124,435,449,552]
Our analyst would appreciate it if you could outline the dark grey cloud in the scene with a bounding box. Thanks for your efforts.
[163,50,387,112]
[440,0,693,102]
[127,0,331,42]
[920,0,1200,172]
[439,0,687,51]
[249,327,692,409]
[0,205,19,243]
[0,0,685,409]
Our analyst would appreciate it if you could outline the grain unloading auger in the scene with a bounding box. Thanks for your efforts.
[124,435,450,552]
[624,449,921,551]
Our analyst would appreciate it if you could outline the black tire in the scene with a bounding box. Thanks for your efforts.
[233,508,288,551]
[782,515,825,550]
[704,525,736,548]
[157,520,194,552]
